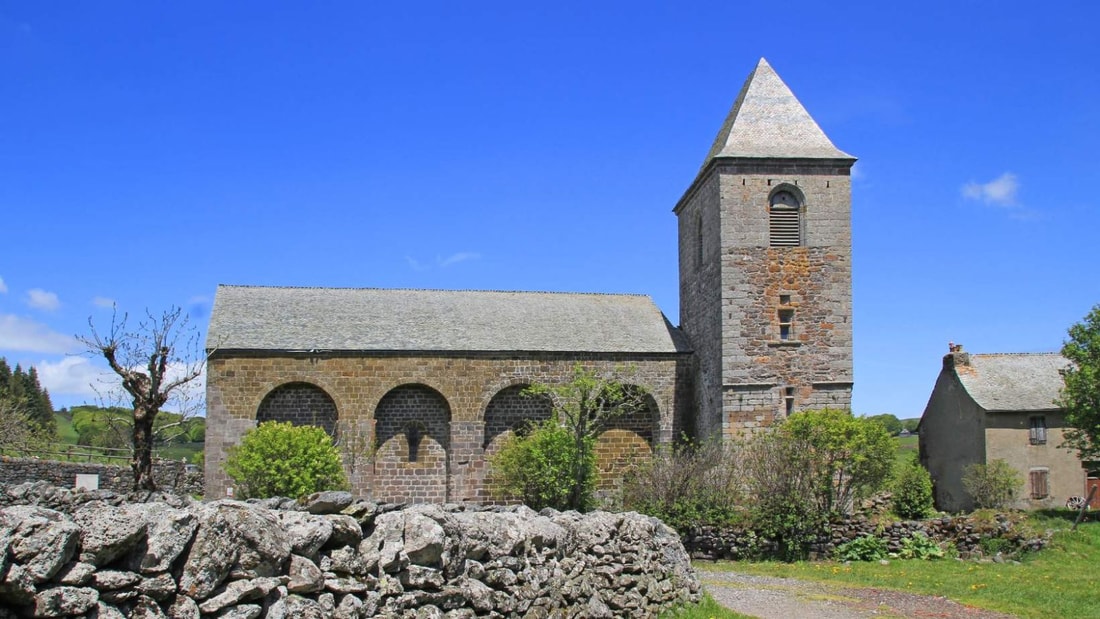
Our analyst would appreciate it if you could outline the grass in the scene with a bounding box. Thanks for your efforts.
[660,594,751,619]
[894,434,918,467]
[702,512,1100,618]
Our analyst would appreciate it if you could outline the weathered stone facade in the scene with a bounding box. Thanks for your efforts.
[205,353,691,501]
[676,62,855,439]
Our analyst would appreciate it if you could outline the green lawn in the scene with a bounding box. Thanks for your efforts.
[704,513,1100,618]
[894,434,918,466]
[42,412,204,465]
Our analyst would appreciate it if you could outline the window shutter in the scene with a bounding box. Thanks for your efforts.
[1030,470,1049,499]
[769,207,800,247]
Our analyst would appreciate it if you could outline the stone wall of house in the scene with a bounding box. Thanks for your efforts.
[0,483,700,618]
[0,456,203,497]
[205,352,692,502]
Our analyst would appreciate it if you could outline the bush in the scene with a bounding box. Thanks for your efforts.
[620,439,745,531]
[892,456,934,520]
[488,419,595,511]
[835,535,888,561]
[963,459,1020,510]
[224,421,348,499]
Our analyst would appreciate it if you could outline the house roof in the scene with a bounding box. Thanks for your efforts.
[206,285,689,355]
[955,352,1069,412]
[699,58,853,168]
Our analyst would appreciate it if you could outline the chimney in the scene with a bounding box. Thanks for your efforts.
[943,343,970,369]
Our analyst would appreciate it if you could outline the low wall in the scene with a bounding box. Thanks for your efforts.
[683,514,1048,561]
[0,483,700,618]
[0,456,203,497]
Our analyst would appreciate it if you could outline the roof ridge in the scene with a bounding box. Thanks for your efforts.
[972,351,1063,358]
[216,284,653,299]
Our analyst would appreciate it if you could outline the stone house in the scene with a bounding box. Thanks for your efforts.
[919,346,1086,511]
[204,58,857,501]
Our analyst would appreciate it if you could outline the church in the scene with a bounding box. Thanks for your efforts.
[203,58,856,502]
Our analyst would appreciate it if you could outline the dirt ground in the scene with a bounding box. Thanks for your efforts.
[702,571,1018,619]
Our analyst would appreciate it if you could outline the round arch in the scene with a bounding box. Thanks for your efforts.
[594,386,660,491]
[373,383,451,503]
[256,381,338,437]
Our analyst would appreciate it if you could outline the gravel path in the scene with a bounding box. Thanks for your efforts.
[701,571,1018,619]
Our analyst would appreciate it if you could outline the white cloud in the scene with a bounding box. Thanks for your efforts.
[35,356,114,400]
[0,276,7,294]
[92,296,115,308]
[36,356,207,413]
[0,314,77,354]
[438,252,480,267]
[962,172,1019,207]
[26,288,61,311]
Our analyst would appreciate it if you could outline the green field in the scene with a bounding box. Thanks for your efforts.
[36,411,205,465]
[708,512,1100,618]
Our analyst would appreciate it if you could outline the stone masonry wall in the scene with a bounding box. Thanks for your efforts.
[0,457,203,497]
[205,352,691,503]
[257,382,340,437]
[715,161,852,435]
[0,483,700,618]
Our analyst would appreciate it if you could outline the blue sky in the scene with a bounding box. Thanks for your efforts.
[1,2,1097,417]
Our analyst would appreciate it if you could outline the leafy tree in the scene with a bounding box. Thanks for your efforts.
[495,364,650,511]
[0,392,52,453]
[70,405,204,450]
[1058,304,1100,460]
[901,418,921,433]
[891,455,934,520]
[489,419,590,510]
[79,306,205,491]
[224,421,348,499]
[742,429,824,559]
[962,459,1020,509]
[865,413,902,436]
[779,408,894,514]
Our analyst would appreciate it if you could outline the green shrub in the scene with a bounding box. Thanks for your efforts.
[891,457,934,520]
[963,459,1020,509]
[895,532,946,559]
[224,421,348,499]
[835,535,888,561]
[620,439,746,531]
[489,419,595,511]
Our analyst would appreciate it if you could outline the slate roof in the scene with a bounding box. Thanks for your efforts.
[955,353,1069,412]
[207,285,689,355]
[700,58,853,168]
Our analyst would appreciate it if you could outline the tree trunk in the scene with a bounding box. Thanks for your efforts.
[131,408,157,491]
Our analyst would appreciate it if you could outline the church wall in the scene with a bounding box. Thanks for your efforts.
[676,172,723,440]
[716,161,853,433]
[204,352,690,502]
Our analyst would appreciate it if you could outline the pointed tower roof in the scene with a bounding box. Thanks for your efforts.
[701,58,852,166]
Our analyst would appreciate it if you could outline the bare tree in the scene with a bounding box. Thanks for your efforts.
[79,306,205,491]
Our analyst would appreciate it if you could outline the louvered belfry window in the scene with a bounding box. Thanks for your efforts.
[769,190,801,247]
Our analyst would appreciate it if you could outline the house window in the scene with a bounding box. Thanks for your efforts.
[778,309,794,340]
[1030,416,1047,445]
[1030,469,1049,499]
[769,190,801,247]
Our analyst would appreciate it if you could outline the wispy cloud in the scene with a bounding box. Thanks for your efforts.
[26,288,61,311]
[962,172,1019,207]
[37,356,206,412]
[0,276,7,294]
[0,314,78,354]
[438,252,480,267]
[92,296,115,309]
[406,252,481,271]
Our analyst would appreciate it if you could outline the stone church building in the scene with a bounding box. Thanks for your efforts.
[204,58,856,501]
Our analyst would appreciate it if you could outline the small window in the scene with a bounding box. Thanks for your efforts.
[778,309,794,340]
[783,386,795,417]
[769,190,801,247]
[779,294,791,305]
[1030,469,1049,499]
[1030,416,1047,445]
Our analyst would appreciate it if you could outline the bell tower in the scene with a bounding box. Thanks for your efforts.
[676,58,856,439]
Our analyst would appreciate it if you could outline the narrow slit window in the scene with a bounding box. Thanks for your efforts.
[778,309,794,340]
[769,190,801,247]
[1030,416,1047,445]
[784,387,796,417]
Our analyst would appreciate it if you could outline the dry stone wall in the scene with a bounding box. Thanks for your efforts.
[0,482,700,618]
[0,457,203,497]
